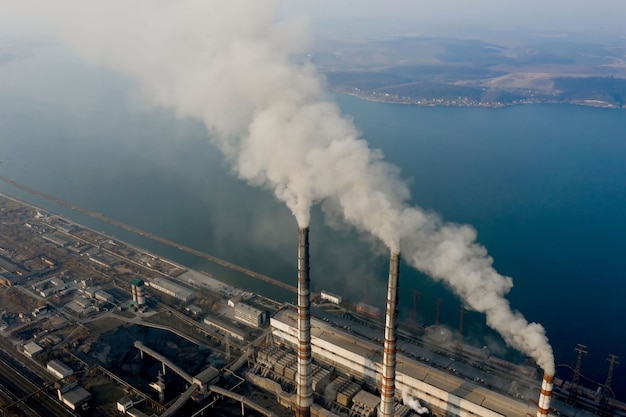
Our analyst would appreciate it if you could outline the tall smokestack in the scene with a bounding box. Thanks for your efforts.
[380,251,400,417]
[537,373,554,417]
[296,227,312,417]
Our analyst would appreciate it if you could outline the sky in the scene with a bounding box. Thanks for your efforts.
[279,0,626,39]
[1,1,625,42]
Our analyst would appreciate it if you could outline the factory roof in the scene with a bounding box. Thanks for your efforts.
[352,389,380,408]
[60,385,91,406]
[185,304,202,315]
[203,315,248,341]
[271,308,538,417]
[95,290,114,302]
[235,302,263,315]
[117,396,132,408]
[47,359,73,378]
[149,277,195,300]
[23,342,43,357]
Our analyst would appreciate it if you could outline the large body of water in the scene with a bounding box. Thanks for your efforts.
[1,46,625,398]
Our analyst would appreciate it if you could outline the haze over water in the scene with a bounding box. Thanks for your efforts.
[1,46,626,398]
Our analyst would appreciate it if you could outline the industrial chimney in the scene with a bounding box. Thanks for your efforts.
[380,251,400,417]
[296,227,312,417]
[537,373,554,416]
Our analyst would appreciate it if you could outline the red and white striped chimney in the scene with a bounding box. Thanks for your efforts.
[296,227,312,417]
[537,373,554,417]
[380,251,400,417]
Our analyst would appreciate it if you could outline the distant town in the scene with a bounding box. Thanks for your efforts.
[332,87,626,109]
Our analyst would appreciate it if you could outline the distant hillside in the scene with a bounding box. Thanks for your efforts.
[554,77,626,105]
[313,36,626,108]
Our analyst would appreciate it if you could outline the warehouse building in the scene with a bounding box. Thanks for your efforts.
[23,342,43,357]
[147,277,195,302]
[57,381,91,411]
[47,359,74,380]
[88,254,115,269]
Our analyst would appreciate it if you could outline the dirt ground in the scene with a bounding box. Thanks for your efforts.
[0,286,40,315]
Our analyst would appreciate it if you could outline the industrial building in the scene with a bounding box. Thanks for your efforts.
[57,381,91,411]
[130,277,146,306]
[234,302,267,328]
[47,359,73,380]
[228,294,242,307]
[33,277,66,298]
[32,305,51,317]
[147,277,195,302]
[253,342,414,417]
[95,289,114,303]
[320,291,342,305]
[88,254,115,269]
[185,304,202,316]
[270,307,541,417]
[203,316,248,342]
[23,342,43,357]
[42,233,69,247]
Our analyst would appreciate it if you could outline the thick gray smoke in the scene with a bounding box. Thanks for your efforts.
[0,0,553,374]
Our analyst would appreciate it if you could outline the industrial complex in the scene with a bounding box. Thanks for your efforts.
[0,189,625,417]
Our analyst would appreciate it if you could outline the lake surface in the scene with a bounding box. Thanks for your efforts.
[1,46,625,398]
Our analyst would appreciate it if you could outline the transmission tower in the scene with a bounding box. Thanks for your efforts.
[599,354,619,416]
[604,354,619,397]
[435,298,442,327]
[570,343,587,401]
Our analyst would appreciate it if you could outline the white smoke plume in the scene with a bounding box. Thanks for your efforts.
[402,391,430,415]
[0,0,553,374]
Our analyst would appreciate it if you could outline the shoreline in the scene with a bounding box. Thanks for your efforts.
[333,89,626,109]
[0,186,294,300]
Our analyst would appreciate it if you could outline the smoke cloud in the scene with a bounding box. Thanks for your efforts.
[0,0,553,374]
[402,391,430,415]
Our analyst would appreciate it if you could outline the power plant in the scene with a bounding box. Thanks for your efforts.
[2,1,624,415]
[283,227,620,417]
[1,191,626,417]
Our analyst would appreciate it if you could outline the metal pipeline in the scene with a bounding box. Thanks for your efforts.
[296,227,312,417]
[380,251,400,417]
